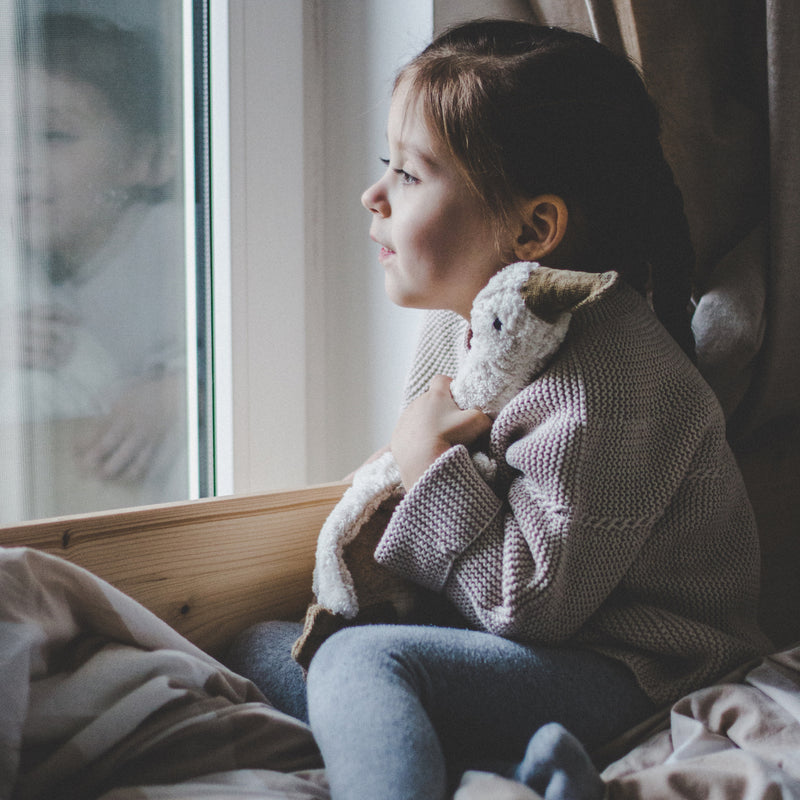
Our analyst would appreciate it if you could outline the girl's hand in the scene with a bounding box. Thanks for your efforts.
[391,374,492,490]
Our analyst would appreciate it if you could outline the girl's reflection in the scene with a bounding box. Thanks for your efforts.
[7,13,187,514]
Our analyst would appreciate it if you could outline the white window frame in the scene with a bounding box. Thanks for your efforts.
[212,0,434,496]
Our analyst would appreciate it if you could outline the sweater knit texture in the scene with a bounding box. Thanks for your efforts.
[377,280,771,705]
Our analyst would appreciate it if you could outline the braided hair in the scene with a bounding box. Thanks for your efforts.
[399,20,696,360]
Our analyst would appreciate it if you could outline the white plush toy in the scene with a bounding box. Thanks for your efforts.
[292,262,617,666]
[451,260,574,416]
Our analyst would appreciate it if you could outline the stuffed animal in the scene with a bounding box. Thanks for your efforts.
[291,262,618,668]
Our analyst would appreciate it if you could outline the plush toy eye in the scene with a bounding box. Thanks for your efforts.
[493,317,503,331]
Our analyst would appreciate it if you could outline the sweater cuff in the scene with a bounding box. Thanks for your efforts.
[374,445,502,592]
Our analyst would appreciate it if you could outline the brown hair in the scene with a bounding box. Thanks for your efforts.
[398,20,696,359]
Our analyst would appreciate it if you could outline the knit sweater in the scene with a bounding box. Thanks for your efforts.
[375,280,771,705]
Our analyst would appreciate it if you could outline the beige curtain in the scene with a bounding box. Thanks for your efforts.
[434,0,797,437]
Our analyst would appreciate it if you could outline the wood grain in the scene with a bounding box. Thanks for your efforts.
[0,483,347,656]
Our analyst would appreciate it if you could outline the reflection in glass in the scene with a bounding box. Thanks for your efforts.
[1,7,189,521]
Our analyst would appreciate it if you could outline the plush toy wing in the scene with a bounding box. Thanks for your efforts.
[312,450,402,618]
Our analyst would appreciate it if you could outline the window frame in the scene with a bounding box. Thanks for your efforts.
[213,0,433,495]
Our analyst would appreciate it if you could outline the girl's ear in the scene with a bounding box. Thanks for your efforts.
[512,195,569,263]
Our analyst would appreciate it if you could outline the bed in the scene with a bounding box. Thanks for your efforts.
[2,435,799,799]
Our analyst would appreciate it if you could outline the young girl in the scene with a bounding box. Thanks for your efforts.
[228,20,770,799]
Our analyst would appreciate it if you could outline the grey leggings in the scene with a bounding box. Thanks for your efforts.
[226,621,653,800]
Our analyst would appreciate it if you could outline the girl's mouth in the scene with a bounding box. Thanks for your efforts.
[379,246,396,260]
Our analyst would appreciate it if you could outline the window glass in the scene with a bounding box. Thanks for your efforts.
[1,0,201,522]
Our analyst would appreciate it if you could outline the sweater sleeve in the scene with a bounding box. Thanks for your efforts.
[374,409,667,643]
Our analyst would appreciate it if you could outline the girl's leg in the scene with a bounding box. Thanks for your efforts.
[306,624,653,800]
[224,620,309,723]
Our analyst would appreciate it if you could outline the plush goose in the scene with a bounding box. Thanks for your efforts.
[292,262,617,666]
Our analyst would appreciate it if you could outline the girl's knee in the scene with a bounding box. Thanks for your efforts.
[308,625,393,677]
[306,626,425,704]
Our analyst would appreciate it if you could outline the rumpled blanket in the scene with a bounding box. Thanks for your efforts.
[0,546,325,800]
[601,645,800,799]
[3,544,798,800]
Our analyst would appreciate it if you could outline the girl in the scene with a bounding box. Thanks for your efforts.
[228,20,770,799]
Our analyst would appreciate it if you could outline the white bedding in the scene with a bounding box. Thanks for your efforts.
[1,547,325,800]
[2,545,798,800]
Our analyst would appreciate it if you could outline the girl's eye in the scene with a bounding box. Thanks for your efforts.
[379,157,419,185]
[396,169,420,185]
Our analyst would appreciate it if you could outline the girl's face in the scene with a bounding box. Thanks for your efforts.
[361,81,511,319]
[19,68,155,262]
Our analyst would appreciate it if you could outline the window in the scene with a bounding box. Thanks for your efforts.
[1,0,203,522]
[0,0,434,524]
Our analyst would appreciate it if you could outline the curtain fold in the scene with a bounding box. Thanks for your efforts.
[523,0,795,435]
[752,0,800,431]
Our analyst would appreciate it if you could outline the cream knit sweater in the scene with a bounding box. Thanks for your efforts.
[376,280,771,705]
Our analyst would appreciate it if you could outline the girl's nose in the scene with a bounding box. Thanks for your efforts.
[361,180,390,217]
